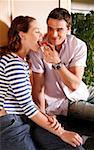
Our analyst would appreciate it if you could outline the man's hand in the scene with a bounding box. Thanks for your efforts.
[60,130,83,147]
[40,42,61,64]
[46,114,83,148]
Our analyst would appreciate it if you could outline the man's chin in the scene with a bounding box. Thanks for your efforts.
[49,41,57,46]
[51,42,60,46]
[49,40,60,45]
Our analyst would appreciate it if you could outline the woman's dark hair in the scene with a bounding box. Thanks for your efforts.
[0,16,36,57]
[46,8,72,29]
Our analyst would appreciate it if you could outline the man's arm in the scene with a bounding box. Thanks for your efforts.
[32,72,46,112]
[42,44,85,91]
[57,65,85,91]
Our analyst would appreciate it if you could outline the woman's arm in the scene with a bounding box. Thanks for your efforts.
[6,60,83,147]
[32,111,83,147]
[32,72,46,113]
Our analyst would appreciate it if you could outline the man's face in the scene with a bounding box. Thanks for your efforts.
[47,18,70,46]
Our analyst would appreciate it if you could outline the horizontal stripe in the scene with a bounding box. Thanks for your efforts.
[0,53,37,118]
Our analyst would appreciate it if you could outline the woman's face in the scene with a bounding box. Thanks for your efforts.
[22,20,42,51]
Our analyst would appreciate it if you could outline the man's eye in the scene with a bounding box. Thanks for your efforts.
[48,27,52,31]
[57,28,63,32]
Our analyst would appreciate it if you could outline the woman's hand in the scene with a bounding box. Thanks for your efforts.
[42,113,63,134]
[47,115,62,131]
[60,130,83,147]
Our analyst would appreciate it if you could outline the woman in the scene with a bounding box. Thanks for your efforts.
[0,16,83,150]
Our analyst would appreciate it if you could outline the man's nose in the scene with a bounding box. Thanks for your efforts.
[39,32,43,41]
[53,30,58,38]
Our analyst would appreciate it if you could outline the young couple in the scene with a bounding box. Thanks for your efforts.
[0,7,93,150]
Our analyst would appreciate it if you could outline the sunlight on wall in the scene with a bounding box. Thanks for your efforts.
[12,0,58,34]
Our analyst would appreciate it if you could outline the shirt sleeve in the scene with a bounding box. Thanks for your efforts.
[5,60,39,118]
[29,50,45,73]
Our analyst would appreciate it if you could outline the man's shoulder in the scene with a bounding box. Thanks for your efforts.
[67,34,86,46]
[29,49,43,61]
[30,49,42,55]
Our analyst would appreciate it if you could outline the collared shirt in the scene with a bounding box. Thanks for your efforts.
[0,53,38,118]
[30,34,89,115]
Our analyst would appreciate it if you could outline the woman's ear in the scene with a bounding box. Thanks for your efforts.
[19,31,25,40]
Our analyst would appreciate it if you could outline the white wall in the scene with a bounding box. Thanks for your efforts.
[0,0,11,26]
[8,0,59,33]
[71,0,94,14]
[60,0,71,13]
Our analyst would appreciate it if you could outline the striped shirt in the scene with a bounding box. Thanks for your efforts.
[0,53,38,118]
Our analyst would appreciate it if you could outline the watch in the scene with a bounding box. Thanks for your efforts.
[52,62,63,70]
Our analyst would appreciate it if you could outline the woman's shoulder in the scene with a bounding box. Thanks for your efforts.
[1,53,24,70]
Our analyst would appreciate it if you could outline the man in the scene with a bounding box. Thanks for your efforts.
[30,8,94,121]
[29,8,94,150]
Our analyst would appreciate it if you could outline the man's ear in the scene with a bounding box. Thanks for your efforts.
[67,26,71,34]
[19,31,25,40]
[68,26,71,31]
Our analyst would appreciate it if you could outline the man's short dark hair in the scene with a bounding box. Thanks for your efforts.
[47,8,72,29]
